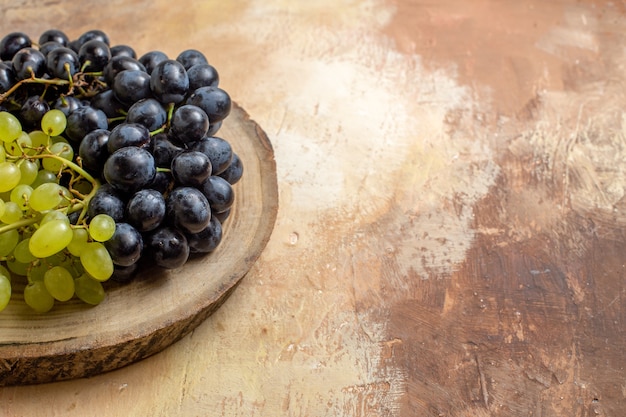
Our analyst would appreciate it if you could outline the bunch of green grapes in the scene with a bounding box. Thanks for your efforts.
[0,110,115,313]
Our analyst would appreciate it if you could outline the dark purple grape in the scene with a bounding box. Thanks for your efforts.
[104,222,143,267]
[104,146,156,193]
[107,122,151,153]
[0,32,31,61]
[38,29,69,47]
[103,55,146,85]
[176,49,208,70]
[78,129,110,173]
[169,104,209,143]
[218,153,244,184]
[77,29,110,47]
[110,44,136,58]
[186,216,222,254]
[200,175,234,213]
[190,136,233,175]
[126,98,167,131]
[146,226,189,269]
[138,50,168,74]
[65,106,108,142]
[126,189,166,232]
[186,86,231,123]
[166,186,211,234]
[171,151,211,187]
[87,184,126,222]
[152,133,184,167]
[46,47,80,79]
[20,95,49,129]
[90,89,126,118]
[213,208,230,223]
[112,69,152,105]
[150,59,189,104]
[38,41,64,57]
[187,63,219,90]
[53,95,83,116]
[149,170,174,194]
[11,47,46,80]
[78,39,111,72]
[110,263,139,283]
[206,121,222,136]
[0,62,16,94]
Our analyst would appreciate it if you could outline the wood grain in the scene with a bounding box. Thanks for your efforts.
[0,103,278,386]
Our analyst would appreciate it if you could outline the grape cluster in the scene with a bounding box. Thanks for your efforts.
[0,29,243,313]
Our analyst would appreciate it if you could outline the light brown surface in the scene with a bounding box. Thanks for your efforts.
[1,0,626,416]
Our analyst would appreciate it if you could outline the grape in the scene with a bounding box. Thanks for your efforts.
[5,131,33,157]
[87,184,126,222]
[13,238,35,263]
[42,141,74,172]
[38,29,69,47]
[41,109,67,136]
[10,183,33,211]
[218,152,244,184]
[186,86,231,123]
[107,122,151,153]
[146,226,189,269]
[0,62,16,94]
[0,162,21,192]
[18,159,38,185]
[78,128,110,173]
[90,89,125,119]
[103,146,156,193]
[149,59,189,104]
[53,95,83,116]
[20,96,50,129]
[152,133,184,167]
[166,186,211,234]
[65,106,108,143]
[78,39,111,72]
[0,200,4,218]
[0,111,22,143]
[24,281,55,313]
[138,50,168,74]
[11,47,46,80]
[88,213,116,242]
[0,202,22,224]
[190,136,233,175]
[112,69,152,105]
[0,32,32,61]
[169,104,209,144]
[0,274,11,312]
[0,229,19,257]
[80,242,113,281]
[29,218,73,258]
[44,266,75,302]
[110,44,136,59]
[78,30,110,47]
[171,151,211,187]
[126,98,167,131]
[41,209,70,225]
[176,49,208,70]
[29,182,64,213]
[103,55,146,85]
[126,189,166,232]
[74,274,105,305]
[67,227,89,257]
[187,63,219,90]
[104,222,143,266]
[45,47,80,79]
[39,41,64,57]
[187,216,222,254]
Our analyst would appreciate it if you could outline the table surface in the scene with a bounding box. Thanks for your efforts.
[2,0,626,416]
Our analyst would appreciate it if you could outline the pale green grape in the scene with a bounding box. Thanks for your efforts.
[40,209,70,226]
[80,242,114,281]
[10,184,33,211]
[0,200,5,219]
[0,274,11,312]
[74,274,105,305]
[24,281,54,313]
[0,162,21,193]
[0,145,5,162]
[5,131,33,157]
[0,201,22,224]
[0,229,19,256]
[50,135,69,145]
[41,110,67,136]
[67,228,89,257]
[27,261,47,282]
[29,130,49,148]
[42,142,74,173]
[0,112,22,143]
[18,160,38,185]
[6,257,28,276]
[0,265,10,282]
[44,266,74,302]
[30,169,57,188]
[88,214,116,242]
[29,183,64,212]
[0,202,22,223]
[13,238,35,263]
[29,219,73,258]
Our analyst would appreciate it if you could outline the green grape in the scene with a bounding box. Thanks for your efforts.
[0,263,9,281]
[42,142,74,173]
[10,184,33,211]
[29,130,49,148]
[0,145,5,162]
[74,274,105,305]
[29,183,64,212]
[13,238,35,263]
[0,202,22,223]
[5,132,33,157]
[50,135,69,145]
[0,274,11,312]
[0,162,21,193]
[30,169,57,188]
[88,214,116,242]
[0,200,5,219]
[40,209,69,226]
[24,281,54,313]
[80,242,114,281]
[67,228,89,257]
[29,218,73,258]
[43,266,74,302]
[27,261,47,282]
[6,257,29,276]
[18,160,38,185]
[0,229,19,256]
[0,112,22,143]
[41,110,67,136]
